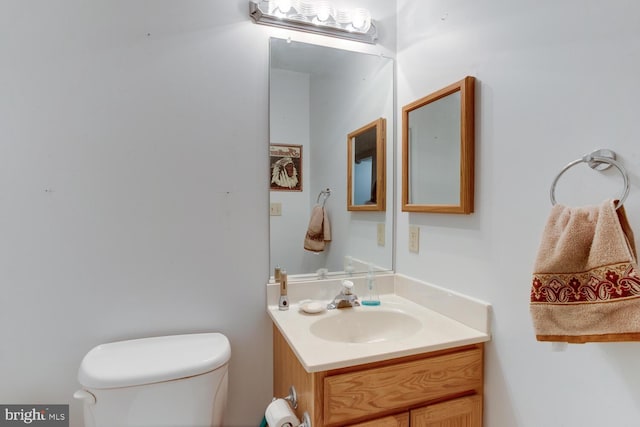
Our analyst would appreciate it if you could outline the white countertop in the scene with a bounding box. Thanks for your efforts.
[267,275,491,372]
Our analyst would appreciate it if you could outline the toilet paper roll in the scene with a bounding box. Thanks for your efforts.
[265,398,299,427]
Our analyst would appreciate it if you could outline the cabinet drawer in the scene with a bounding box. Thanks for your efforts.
[324,348,482,425]
[411,395,482,427]
[347,413,409,427]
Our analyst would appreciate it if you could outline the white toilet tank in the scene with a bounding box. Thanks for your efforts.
[75,333,230,427]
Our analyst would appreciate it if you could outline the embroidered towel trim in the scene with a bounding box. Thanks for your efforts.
[304,205,331,252]
[530,199,640,343]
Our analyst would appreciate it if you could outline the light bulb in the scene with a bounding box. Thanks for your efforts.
[298,0,316,17]
[315,1,332,22]
[274,0,292,14]
[351,8,371,32]
[334,8,352,25]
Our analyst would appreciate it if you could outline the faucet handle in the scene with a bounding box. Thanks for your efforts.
[341,280,354,294]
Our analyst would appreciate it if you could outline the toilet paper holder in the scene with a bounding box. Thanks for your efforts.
[283,385,298,409]
[299,412,311,427]
[275,386,312,427]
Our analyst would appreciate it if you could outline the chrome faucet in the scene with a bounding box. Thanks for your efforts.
[327,280,360,309]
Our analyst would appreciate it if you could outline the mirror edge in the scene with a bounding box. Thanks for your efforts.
[401,76,475,214]
[347,117,387,212]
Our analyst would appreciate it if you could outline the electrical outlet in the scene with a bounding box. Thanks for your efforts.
[377,223,385,246]
[409,225,420,253]
[270,202,282,216]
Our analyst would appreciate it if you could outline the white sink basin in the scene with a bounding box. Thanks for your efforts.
[309,309,422,344]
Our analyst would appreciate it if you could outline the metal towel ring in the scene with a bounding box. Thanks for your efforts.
[316,188,331,207]
[550,149,630,209]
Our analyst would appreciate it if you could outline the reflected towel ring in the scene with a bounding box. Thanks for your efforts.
[317,188,331,207]
[550,149,630,209]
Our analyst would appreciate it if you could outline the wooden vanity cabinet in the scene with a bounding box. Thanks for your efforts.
[273,326,484,427]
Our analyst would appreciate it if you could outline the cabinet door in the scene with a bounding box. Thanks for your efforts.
[348,413,410,427]
[324,348,482,425]
[410,395,482,427]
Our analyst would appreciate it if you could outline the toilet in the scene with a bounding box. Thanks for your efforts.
[74,333,230,427]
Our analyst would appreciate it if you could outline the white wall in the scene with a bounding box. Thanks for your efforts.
[396,1,640,426]
[0,2,272,426]
[0,1,396,426]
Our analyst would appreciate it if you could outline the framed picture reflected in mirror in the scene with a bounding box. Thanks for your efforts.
[270,144,303,192]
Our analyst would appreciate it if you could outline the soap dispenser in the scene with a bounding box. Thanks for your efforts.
[278,270,289,311]
[361,264,380,306]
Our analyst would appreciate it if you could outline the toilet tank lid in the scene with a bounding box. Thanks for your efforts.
[78,333,230,389]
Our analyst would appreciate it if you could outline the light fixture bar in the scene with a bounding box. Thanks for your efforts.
[249,1,377,44]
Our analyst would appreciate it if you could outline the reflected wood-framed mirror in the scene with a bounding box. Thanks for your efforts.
[347,118,386,211]
[402,76,475,214]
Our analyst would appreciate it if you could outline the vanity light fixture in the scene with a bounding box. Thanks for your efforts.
[249,0,377,44]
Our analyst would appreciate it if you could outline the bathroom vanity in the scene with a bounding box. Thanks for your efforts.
[267,274,490,427]
[274,327,483,426]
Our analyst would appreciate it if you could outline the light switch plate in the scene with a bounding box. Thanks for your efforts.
[377,223,385,246]
[270,202,282,216]
[409,225,420,253]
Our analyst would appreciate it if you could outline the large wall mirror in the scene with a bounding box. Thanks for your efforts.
[269,38,394,280]
[347,118,386,212]
[402,76,475,214]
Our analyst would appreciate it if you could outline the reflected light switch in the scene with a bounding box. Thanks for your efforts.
[409,225,419,253]
[377,223,385,246]
[270,202,282,216]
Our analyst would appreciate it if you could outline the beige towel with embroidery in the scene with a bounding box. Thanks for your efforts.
[530,199,640,343]
[304,205,331,252]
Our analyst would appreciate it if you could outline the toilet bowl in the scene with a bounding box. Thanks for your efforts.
[74,333,230,427]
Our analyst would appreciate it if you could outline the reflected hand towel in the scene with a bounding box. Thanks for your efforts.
[304,205,331,252]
